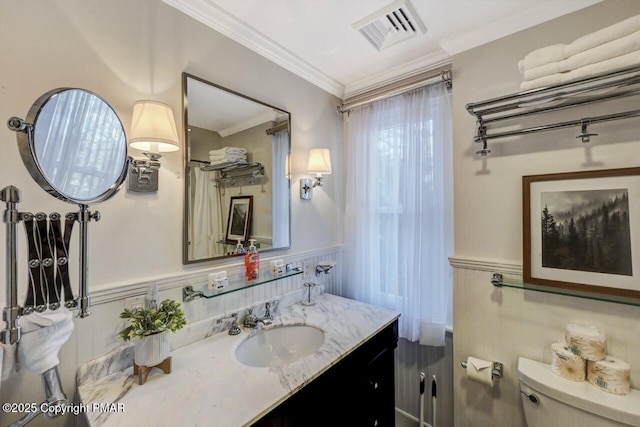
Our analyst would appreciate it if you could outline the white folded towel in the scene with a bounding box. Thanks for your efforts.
[1,341,19,395]
[524,61,563,81]
[210,158,248,166]
[17,309,74,375]
[524,30,640,81]
[520,49,640,90]
[523,44,566,70]
[519,14,640,71]
[566,13,640,58]
[209,147,247,156]
[209,153,247,161]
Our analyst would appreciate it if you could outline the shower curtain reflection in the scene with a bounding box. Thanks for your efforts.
[191,167,223,259]
[272,131,289,248]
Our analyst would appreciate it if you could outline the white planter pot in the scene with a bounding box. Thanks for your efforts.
[134,331,170,366]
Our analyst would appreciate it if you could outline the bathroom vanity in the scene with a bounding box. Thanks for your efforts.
[77,293,399,426]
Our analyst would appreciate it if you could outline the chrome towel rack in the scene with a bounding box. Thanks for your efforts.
[466,64,640,156]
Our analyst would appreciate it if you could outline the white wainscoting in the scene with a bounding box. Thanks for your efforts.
[450,256,640,427]
[0,246,343,427]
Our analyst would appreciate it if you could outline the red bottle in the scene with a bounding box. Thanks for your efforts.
[244,240,259,281]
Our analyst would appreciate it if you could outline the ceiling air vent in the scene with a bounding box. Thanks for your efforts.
[352,0,426,51]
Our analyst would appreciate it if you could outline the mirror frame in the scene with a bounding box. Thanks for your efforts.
[181,73,292,264]
[13,88,129,205]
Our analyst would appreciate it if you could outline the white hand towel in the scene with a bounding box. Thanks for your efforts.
[210,158,248,166]
[524,30,640,81]
[209,147,247,156]
[208,153,247,161]
[566,13,640,57]
[523,44,567,69]
[520,13,640,71]
[524,61,563,81]
[520,73,564,91]
[17,309,74,375]
[520,49,640,90]
[1,342,18,380]
[563,29,640,72]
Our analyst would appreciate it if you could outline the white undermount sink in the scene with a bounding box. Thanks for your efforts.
[235,324,325,367]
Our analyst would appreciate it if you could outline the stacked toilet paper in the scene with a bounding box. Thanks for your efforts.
[550,324,631,395]
[551,343,586,382]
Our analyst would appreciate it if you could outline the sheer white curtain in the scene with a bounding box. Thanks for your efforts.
[343,83,453,346]
[191,167,224,259]
[37,90,126,198]
[271,131,290,248]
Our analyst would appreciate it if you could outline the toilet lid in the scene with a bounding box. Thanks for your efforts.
[518,357,640,426]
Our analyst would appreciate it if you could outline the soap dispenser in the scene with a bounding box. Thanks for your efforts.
[234,239,246,254]
[244,239,260,281]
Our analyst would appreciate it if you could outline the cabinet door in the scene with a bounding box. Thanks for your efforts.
[361,347,395,427]
[252,320,398,427]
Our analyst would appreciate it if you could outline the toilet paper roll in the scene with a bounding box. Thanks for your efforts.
[550,342,586,381]
[587,356,631,395]
[565,324,606,361]
[466,357,494,387]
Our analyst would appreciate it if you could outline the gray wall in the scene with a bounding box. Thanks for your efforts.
[452,1,640,426]
[0,0,344,290]
[0,1,342,425]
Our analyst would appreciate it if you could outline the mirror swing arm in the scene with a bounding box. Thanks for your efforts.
[2,88,129,342]
[2,88,129,426]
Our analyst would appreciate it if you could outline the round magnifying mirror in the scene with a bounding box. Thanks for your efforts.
[9,88,129,205]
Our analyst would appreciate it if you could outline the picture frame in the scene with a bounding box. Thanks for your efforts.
[225,196,253,244]
[523,167,640,298]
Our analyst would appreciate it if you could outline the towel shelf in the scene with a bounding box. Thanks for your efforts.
[466,64,640,156]
[196,161,265,187]
[199,160,263,174]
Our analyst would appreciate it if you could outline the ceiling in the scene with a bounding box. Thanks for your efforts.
[164,0,601,99]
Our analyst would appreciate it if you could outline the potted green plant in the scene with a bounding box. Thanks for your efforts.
[118,299,187,367]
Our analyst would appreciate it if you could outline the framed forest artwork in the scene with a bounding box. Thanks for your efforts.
[523,167,640,298]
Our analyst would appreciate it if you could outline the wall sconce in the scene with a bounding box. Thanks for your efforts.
[128,100,180,193]
[300,148,331,200]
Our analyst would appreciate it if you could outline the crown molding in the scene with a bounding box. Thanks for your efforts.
[162,0,345,98]
[343,50,451,99]
[164,0,601,100]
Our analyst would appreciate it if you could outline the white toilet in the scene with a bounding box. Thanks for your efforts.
[518,357,640,427]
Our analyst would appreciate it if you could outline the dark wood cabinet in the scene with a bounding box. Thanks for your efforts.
[253,319,398,427]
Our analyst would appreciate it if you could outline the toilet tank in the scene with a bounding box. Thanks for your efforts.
[518,357,640,427]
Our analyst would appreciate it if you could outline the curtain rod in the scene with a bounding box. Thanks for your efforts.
[266,121,288,135]
[337,66,452,114]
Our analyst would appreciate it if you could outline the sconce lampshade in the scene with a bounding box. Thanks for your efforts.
[307,148,332,176]
[128,100,180,153]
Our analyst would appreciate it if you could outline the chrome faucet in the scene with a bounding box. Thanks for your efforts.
[217,313,241,335]
[243,307,259,328]
[263,300,279,321]
[244,306,272,329]
[315,261,336,277]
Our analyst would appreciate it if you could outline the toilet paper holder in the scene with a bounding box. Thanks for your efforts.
[461,360,504,380]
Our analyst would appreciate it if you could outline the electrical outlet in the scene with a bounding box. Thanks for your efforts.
[270,259,284,274]
[209,271,228,290]
[303,258,313,279]
[124,295,145,310]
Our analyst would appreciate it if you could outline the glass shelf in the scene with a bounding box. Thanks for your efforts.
[494,272,640,307]
[195,266,303,299]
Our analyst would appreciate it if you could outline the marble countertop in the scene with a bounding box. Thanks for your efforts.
[77,293,400,427]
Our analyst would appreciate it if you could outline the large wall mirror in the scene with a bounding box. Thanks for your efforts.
[182,73,291,264]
